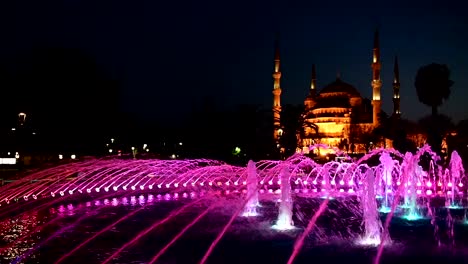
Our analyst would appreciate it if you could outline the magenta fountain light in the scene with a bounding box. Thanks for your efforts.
[378,152,395,213]
[242,160,260,217]
[272,165,294,230]
[357,169,383,246]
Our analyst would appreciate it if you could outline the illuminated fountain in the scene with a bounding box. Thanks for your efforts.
[0,145,467,264]
[242,160,259,216]
[401,152,421,220]
[378,152,394,213]
[273,165,294,230]
[447,150,465,208]
[358,169,383,246]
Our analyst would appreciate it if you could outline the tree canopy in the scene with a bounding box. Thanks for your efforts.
[415,63,453,116]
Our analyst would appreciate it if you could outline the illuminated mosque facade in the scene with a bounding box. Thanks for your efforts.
[272,30,401,154]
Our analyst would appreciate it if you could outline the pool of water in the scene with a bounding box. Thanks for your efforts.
[1,191,468,264]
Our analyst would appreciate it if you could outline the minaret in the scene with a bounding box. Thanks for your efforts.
[371,29,382,126]
[310,64,317,96]
[392,56,401,118]
[272,37,282,144]
[304,64,317,110]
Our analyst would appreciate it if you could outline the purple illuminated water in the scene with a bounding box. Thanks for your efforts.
[274,165,294,230]
[379,152,394,212]
[448,151,465,208]
[242,160,259,217]
[358,169,383,246]
[0,144,467,264]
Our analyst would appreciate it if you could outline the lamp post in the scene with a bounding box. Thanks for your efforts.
[131,147,137,159]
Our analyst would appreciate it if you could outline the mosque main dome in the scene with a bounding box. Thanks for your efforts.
[319,78,361,97]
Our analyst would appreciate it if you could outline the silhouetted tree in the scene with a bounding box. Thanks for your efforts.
[280,104,304,157]
[371,111,391,147]
[418,114,454,155]
[415,63,453,117]
[415,64,454,155]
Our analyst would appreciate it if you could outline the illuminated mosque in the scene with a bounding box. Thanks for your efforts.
[272,30,401,154]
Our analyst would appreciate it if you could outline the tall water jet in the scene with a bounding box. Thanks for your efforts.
[273,165,294,230]
[447,151,464,208]
[242,160,259,216]
[402,153,421,220]
[379,152,394,213]
[358,169,382,246]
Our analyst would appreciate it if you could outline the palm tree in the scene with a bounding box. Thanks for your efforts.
[415,63,454,117]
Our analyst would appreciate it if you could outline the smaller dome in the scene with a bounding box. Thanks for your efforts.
[319,78,361,97]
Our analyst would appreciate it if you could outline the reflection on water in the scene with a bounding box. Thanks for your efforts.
[0,210,39,262]
[0,192,204,263]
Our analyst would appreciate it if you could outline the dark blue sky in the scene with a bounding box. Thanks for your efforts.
[0,0,467,124]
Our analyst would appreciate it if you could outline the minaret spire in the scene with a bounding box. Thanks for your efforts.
[392,55,401,118]
[310,64,317,95]
[272,34,283,147]
[304,64,317,111]
[373,30,380,62]
[371,28,382,126]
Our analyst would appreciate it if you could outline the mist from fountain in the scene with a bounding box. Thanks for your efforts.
[242,160,259,216]
[447,150,465,208]
[358,169,383,246]
[379,152,394,213]
[401,152,422,221]
[273,165,294,230]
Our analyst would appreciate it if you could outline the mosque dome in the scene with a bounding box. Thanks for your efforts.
[319,78,361,97]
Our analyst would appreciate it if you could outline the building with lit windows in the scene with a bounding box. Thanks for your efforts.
[272,30,402,154]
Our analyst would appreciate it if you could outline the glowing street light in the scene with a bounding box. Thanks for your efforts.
[59,154,63,160]
[277,128,283,136]
[232,147,241,156]
[18,112,26,119]
[109,149,113,153]
[71,154,76,159]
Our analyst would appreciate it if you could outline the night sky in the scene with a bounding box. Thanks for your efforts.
[0,0,467,126]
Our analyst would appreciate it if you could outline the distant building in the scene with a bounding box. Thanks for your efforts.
[271,30,402,154]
